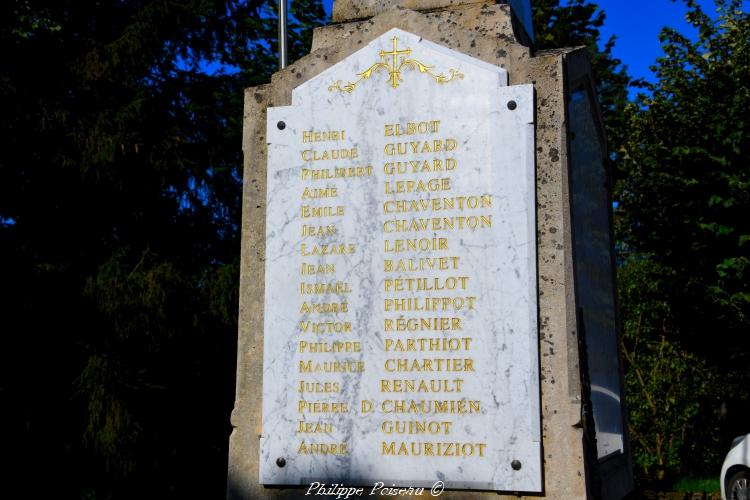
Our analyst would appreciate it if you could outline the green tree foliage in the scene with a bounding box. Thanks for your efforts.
[0,1,325,498]
[619,260,721,481]
[616,0,750,483]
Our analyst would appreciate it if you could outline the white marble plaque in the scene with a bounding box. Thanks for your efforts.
[260,28,540,492]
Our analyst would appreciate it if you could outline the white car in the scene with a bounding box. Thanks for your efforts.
[722,434,750,500]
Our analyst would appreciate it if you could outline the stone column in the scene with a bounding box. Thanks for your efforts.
[228,1,632,498]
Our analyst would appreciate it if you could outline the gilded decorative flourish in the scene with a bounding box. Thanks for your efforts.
[328,36,463,93]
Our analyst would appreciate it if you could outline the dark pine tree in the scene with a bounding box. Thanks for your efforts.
[0,1,326,498]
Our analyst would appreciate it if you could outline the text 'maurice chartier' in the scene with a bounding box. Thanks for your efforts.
[293,120,489,459]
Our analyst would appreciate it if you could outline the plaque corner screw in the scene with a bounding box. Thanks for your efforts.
[276,457,286,467]
[507,100,517,111]
[511,459,522,470]
[277,121,286,130]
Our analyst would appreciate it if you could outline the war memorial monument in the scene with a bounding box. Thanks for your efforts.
[228,0,633,498]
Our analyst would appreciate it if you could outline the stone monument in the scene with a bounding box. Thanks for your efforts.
[228,1,633,498]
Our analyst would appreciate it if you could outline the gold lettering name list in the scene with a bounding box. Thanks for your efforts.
[379,119,486,457]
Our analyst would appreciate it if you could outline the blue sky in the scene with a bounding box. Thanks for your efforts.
[596,0,716,85]
[319,0,748,89]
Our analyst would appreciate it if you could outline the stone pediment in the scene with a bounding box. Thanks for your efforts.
[290,28,507,107]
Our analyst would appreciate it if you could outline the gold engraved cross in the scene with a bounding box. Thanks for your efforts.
[379,37,411,88]
[327,34,464,94]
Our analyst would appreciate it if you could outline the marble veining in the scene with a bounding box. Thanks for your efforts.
[260,28,540,492]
